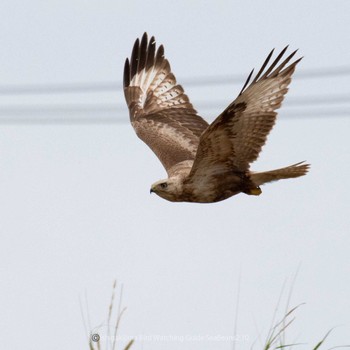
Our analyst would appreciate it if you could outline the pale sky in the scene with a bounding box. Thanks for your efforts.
[0,1,350,350]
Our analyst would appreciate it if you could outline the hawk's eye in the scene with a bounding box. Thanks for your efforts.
[160,183,168,189]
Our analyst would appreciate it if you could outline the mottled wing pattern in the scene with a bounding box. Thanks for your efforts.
[124,33,209,174]
[189,47,301,180]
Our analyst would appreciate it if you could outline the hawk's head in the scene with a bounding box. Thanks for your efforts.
[150,178,183,202]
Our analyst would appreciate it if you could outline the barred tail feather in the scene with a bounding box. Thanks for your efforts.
[250,162,310,186]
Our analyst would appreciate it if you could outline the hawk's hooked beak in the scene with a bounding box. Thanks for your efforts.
[150,188,154,194]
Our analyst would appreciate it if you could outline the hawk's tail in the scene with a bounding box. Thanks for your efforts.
[250,161,310,186]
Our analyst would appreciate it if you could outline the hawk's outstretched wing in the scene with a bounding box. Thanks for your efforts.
[188,47,301,181]
[124,33,209,175]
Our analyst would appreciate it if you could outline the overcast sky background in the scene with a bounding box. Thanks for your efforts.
[1,1,350,350]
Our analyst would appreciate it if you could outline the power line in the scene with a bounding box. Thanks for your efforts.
[0,93,349,116]
[0,105,121,115]
[181,66,350,86]
[0,108,348,125]
[278,94,350,106]
[1,66,350,95]
[0,116,123,125]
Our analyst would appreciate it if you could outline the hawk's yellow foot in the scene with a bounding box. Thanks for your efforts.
[248,187,262,196]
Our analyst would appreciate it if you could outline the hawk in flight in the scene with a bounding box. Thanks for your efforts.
[124,33,309,203]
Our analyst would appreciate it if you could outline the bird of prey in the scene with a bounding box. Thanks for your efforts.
[123,33,309,203]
